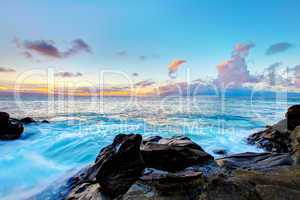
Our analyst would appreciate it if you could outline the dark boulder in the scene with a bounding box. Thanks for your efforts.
[247,105,300,153]
[286,105,300,130]
[90,134,145,198]
[247,119,291,153]
[41,120,50,123]
[0,112,9,129]
[141,136,214,172]
[0,118,24,140]
[20,117,36,124]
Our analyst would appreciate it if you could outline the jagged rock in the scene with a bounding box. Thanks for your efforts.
[291,126,300,165]
[20,117,36,124]
[216,152,293,171]
[247,119,291,153]
[0,112,24,140]
[213,149,227,155]
[247,105,300,153]
[36,133,300,200]
[87,134,145,198]
[66,183,103,200]
[286,105,300,131]
[141,136,214,172]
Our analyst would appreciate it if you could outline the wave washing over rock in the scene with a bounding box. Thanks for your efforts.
[1,96,300,199]
[32,105,300,200]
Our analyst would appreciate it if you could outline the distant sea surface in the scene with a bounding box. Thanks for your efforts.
[0,94,299,199]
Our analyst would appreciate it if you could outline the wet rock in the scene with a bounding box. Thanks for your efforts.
[141,136,214,172]
[200,165,300,200]
[247,119,291,153]
[122,168,206,200]
[66,183,103,200]
[247,105,300,153]
[89,134,145,198]
[216,152,293,171]
[41,120,50,123]
[291,126,300,165]
[0,112,9,128]
[213,149,227,155]
[20,117,36,124]
[232,166,300,200]
[141,169,204,191]
[286,105,300,131]
[199,174,261,200]
[0,112,24,140]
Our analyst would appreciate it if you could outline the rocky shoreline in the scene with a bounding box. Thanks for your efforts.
[2,106,300,200]
[31,105,300,200]
[0,112,49,140]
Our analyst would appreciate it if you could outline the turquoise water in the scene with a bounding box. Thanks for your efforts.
[0,95,299,199]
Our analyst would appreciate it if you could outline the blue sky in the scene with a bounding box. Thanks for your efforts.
[0,0,299,92]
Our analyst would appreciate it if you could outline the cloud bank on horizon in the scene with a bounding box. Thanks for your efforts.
[55,72,83,78]
[0,67,15,73]
[2,37,300,96]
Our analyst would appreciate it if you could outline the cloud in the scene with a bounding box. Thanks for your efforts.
[139,56,147,61]
[215,42,255,87]
[14,38,91,59]
[232,42,255,57]
[266,42,293,55]
[132,73,139,77]
[267,62,283,71]
[22,51,33,59]
[264,62,284,86]
[63,39,91,57]
[288,65,300,88]
[116,50,128,57]
[168,60,187,79]
[134,80,155,87]
[55,72,83,78]
[0,67,15,72]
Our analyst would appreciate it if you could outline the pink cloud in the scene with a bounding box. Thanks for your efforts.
[215,43,255,87]
[168,60,187,79]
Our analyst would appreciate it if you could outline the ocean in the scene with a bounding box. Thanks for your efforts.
[0,94,299,199]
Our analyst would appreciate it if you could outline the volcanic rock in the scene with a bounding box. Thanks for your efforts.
[20,117,36,124]
[0,112,24,140]
[141,136,214,172]
[90,134,145,198]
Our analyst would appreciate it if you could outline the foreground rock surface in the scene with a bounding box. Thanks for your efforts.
[0,112,24,140]
[200,166,300,200]
[216,152,293,171]
[63,134,215,200]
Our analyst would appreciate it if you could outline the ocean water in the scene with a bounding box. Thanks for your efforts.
[0,94,299,199]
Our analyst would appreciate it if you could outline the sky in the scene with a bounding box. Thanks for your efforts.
[0,0,300,95]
